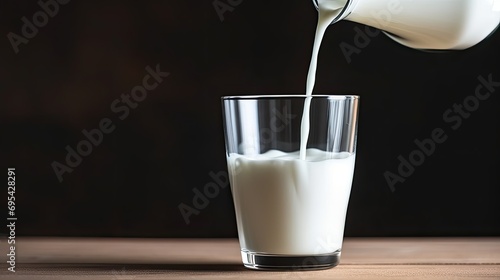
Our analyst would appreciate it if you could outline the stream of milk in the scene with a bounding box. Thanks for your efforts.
[228,1,354,255]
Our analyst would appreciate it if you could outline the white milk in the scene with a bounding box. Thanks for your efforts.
[300,0,347,159]
[228,149,355,254]
[228,1,354,256]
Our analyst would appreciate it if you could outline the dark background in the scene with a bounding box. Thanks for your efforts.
[0,0,499,238]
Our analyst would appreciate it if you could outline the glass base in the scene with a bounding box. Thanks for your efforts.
[241,250,341,270]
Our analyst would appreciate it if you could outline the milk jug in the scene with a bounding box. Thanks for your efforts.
[314,0,500,49]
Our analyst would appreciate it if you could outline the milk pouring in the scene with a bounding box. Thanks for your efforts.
[301,0,347,160]
[224,0,359,267]
[223,0,499,271]
[313,0,500,49]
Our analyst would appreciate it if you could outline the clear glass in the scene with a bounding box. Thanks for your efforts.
[222,95,360,270]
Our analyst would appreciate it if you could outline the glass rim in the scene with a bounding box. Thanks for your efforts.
[221,94,359,100]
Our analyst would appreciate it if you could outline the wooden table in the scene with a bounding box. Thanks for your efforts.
[1,238,499,279]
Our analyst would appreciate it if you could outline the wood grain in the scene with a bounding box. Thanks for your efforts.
[1,238,499,279]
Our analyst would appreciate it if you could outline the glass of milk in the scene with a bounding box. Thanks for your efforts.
[222,95,359,270]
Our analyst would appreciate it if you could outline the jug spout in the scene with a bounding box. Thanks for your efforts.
[313,0,500,50]
[312,0,357,24]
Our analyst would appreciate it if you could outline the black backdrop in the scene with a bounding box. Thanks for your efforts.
[1,0,499,238]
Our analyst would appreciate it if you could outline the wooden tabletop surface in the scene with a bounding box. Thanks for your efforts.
[1,237,499,279]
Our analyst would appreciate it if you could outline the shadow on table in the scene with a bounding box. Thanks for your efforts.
[20,263,248,274]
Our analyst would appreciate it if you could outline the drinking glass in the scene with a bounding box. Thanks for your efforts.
[222,95,359,270]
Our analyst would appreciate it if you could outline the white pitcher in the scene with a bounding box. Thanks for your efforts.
[314,0,500,49]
